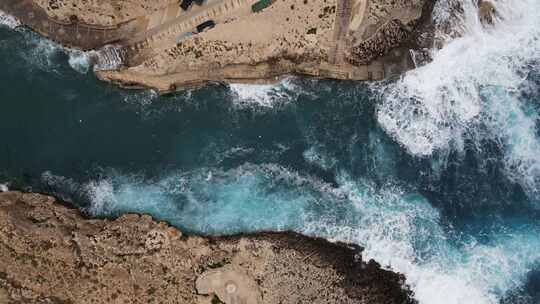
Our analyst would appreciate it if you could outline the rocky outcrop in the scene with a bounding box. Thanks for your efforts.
[0,0,433,91]
[0,192,415,304]
[348,0,436,65]
[478,0,497,26]
[349,19,410,65]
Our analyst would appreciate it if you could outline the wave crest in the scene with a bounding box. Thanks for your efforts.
[376,0,540,196]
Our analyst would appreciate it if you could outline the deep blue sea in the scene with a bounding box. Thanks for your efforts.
[1,1,540,303]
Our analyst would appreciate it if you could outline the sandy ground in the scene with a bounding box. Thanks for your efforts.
[34,0,172,26]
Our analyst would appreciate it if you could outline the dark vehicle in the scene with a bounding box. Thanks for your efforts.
[180,0,193,11]
[196,20,216,33]
[180,0,203,10]
[251,0,273,13]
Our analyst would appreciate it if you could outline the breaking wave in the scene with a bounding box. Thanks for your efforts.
[40,156,540,304]
[3,1,540,303]
[375,0,540,197]
[228,77,302,108]
[0,23,124,74]
[0,10,20,29]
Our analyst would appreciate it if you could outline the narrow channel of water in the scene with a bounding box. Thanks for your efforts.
[2,1,540,303]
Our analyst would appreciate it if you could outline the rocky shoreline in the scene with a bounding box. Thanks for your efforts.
[0,0,434,92]
[0,191,415,303]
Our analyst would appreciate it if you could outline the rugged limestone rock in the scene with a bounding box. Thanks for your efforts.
[0,192,415,304]
[196,265,262,304]
[478,0,497,26]
[0,0,433,92]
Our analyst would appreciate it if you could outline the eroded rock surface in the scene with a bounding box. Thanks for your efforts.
[0,0,434,91]
[0,192,415,304]
[478,0,497,26]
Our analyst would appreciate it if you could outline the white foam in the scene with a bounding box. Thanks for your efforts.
[67,50,93,74]
[303,146,338,170]
[376,0,540,155]
[67,44,127,74]
[66,44,126,74]
[0,10,20,29]
[0,184,8,192]
[229,77,299,108]
[12,31,92,75]
[79,165,323,234]
[73,165,540,304]
[304,173,540,304]
[38,159,540,304]
[369,1,540,297]
[3,22,122,74]
[482,86,540,201]
[229,83,283,107]
[22,36,64,73]
[375,0,540,195]
[84,178,117,216]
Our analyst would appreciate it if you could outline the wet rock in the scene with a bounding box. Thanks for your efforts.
[479,0,497,26]
[2,0,432,90]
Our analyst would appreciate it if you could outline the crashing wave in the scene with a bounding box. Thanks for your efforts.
[67,44,126,74]
[375,0,540,195]
[0,10,20,29]
[1,21,124,74]
[229,77,300,108]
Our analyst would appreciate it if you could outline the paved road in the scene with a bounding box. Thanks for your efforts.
[328,0,359,65]
[123,0,256,66]
[128,0,254,45]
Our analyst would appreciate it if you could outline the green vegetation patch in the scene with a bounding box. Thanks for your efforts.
[251,0,274,13]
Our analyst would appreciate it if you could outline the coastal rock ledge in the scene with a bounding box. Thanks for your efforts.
[0,192,415,304]
[0,0,434,92]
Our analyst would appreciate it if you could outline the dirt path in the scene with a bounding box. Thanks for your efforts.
[121,0,258,66]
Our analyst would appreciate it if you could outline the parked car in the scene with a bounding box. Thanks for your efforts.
[180,0,193,11]
[196,20,216,33]
[251,0,273,13]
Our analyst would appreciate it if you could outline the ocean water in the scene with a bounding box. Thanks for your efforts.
[1,1,540,303]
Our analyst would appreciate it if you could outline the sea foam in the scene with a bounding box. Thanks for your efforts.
[229,77,300,108]
[41,161,540,304]
[375,0,540,196]
[0,10,20,29]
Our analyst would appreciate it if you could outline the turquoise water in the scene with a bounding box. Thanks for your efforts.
[2,1,540,302]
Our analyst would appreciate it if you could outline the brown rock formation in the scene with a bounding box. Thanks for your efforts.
[478,0,497,26]
[0,191,415,304]
[0,0,433,91]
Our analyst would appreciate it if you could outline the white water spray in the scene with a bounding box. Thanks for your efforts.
[0,10,20,29]
[42,161,540,304]
[229,77,302,108]
[1,19,124,74]
[376,0,540,195]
